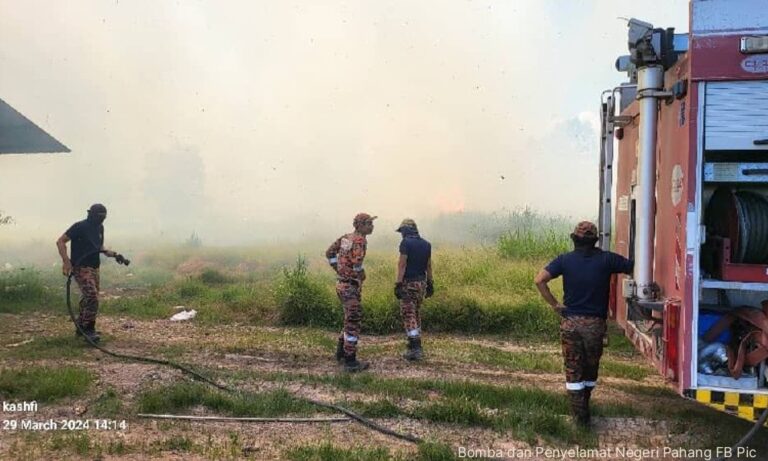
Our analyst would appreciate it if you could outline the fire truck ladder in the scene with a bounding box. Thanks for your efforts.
[598,90,616,251]
[598,88,634,252]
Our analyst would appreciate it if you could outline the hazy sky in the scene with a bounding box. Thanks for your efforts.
[0,0,688,243]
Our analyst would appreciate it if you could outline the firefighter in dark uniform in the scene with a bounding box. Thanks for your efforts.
[326,212,376,372]
[56,204,120,343]
[534,221,633,426]
[394,218,433,361]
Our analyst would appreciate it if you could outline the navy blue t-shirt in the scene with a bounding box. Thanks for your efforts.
[545,249,633,319]
[399,234,431,281]
[65,219,104,268]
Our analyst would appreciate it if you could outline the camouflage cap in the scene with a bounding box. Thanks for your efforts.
[573,221,598,238]
[396,218,418,232]
[353,212,377,228]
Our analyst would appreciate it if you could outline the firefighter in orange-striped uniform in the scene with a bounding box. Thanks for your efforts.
[326,213,376,372]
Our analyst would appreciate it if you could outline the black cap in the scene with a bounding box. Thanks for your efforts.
[88,203,107,214]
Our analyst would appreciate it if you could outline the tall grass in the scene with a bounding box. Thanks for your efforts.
[0,268,58,313]
[17,245,563,337]
[275,255,340,328]
[0,268,45,301]
[3,215,572,336]
[498,229,570,260]
[489,208,572,260]
[0,268,53,312]
[429,208,572,246]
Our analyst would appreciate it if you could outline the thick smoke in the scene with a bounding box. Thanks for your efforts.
[0,0,688,245]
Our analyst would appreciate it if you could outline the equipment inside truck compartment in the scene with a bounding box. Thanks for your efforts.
[704,185,768,273]
[700,175,768,390]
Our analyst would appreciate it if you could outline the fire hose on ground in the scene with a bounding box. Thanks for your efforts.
[64,252,768,455]
[65,250,421,444]
[712,406,768,461]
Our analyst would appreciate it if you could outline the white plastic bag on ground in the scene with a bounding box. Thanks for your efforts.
[170,309,197,321]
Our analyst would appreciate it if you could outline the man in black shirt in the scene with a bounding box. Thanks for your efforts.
[394,218,433,361]
[534,221,633,427]
[56,204,119,343]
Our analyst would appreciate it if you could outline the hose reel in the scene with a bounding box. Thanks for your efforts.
[706,187,768,265]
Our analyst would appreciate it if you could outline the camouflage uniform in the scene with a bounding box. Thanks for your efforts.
[538,220,633,427]
[73,266,100,326]
[400,280,426,338]
[326,232,368,356]
[561,315,607,422]
[395,218,432,361]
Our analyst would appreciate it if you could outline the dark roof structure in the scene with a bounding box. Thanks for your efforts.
[0,98,69,154]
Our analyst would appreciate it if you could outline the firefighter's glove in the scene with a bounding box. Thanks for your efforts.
[394,282,406,300]
[115,254,131,266]
[425,279,434,298]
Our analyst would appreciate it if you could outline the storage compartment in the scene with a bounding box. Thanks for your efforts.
[696,288,768,390]
[705,81,768,151]
[697,127,768,390]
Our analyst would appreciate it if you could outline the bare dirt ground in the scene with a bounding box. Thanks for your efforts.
[0,313,763,461]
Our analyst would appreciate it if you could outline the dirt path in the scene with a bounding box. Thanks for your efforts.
[0,313,753,460]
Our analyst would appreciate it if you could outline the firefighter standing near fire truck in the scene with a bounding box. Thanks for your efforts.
[534,221,633,426]
[394,218,433,361]
[326,212,376,372]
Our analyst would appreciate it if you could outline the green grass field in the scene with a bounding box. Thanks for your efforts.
[0,240,566,338]
[0,221,764,460]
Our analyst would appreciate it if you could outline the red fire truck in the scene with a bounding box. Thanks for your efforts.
[600,0,768,423]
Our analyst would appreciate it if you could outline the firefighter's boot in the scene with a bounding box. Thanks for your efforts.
[568,390,590,427]
[335,337,345,363]
[75,321,100,338]
[583,386,593,424]
[75,321,84,337]
[81,321,101,344]
[403,337,423,361]
[343,353,369,373]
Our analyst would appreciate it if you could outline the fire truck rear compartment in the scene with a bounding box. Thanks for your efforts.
[698,80,768,392]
